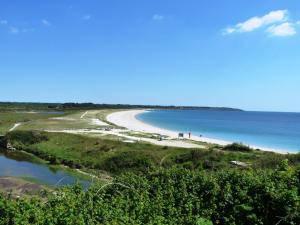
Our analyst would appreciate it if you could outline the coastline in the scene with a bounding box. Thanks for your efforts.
[106,109,289,154]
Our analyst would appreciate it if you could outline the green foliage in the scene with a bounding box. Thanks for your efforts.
[0,165,299,225]
[102,151,154,174]
[5,131,300,175]
[223,143,252,152]
[5,131,185,173]
[0,111,59,135]
[196,218,213,225]
[3,131,300,224]
[6,130,48,145]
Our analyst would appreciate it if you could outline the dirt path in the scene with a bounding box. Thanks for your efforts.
[9,123,21,132]
[80,111,88,119]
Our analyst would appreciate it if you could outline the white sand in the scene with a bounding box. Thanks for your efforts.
[90,119,109,126]
[51,117,76,121]
[107,110,289,154]
[107,110,230,144]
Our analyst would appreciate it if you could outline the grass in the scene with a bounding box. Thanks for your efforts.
[86,133,127,141]
[119,131,163,139]
[6,131,184,172]
[0,150,46,164]
[19,118,89,131]
[0,112,64,135]
[93,109,124,127]
[174,138,216,148]
[0,109,133,139]
[6,130,300,176]
[2,109,119,132]
[35,132,183,170]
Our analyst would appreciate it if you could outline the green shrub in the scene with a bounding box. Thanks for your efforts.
[102,151,155,174]
[1,167,299,224]
[223,142,252,152]
[6,130,48,145]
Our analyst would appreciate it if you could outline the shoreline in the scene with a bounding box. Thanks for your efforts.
[106,109,289,154]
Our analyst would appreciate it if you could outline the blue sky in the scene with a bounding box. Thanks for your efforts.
[0,0,300,112]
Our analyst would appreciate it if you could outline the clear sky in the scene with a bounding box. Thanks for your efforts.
[0,0,300,112]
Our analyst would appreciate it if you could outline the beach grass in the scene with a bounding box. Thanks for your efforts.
[0,112,64,135]
[0,109,112,134]
[6,130,300,176]
[93,109,124,127]
[119,131,162,139]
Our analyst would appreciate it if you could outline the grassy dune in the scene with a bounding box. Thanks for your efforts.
[6,130,300,176]
[0,112,64,135]
[0,109,123,135]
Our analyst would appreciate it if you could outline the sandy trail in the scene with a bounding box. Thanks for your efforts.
[79,111,109,126]
[9,123,21,132]
[51,117,76,121]
[90,119,109,126]
[80,111,88,119]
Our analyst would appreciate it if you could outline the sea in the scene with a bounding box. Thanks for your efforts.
[137,110,300,153]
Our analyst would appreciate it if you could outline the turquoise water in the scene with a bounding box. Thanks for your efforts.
[137,110,300,153]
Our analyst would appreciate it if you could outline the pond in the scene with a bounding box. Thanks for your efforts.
[0,150,90,188]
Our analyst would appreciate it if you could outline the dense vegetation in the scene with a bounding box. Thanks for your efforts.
[5,131,169,173]
[5,131,300,175]
[0,101,242,111]
[0,102,61,112]
[2,129,300,224]
[0,162,299,225]
[0,112,61,135]
[222,143,252,152]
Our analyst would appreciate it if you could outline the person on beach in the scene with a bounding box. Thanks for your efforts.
[189,132,191,138]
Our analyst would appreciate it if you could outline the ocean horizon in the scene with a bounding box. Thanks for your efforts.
[137,109,300,153]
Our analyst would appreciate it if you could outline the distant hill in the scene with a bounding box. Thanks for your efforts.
[0,102,243,111]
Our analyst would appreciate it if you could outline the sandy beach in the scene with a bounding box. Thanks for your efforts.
[107,110,232,145]
[107,109,289,153]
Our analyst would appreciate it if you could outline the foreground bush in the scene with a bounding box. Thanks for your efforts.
[0,163,299,225]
